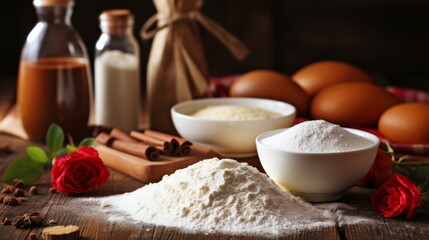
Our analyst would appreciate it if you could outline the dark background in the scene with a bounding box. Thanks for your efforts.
[1,0,429,93]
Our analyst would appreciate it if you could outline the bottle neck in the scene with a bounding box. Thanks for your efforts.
[99,10,134,36]
[101,26,133,36]
[100,20,133,36]
[35,4,72,24]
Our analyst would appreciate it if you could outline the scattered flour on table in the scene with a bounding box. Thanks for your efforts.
[315,202,382,227]
[191,104,281,121]
[261,119,373,153]
[98,158,335,236]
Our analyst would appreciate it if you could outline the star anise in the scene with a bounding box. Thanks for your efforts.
[0,217,12,225]
[29,186,38,195]
[3,196,18,206]
[13,188,25,197]
[1,184,16,194]
[17,197,28,202]
[48,187,57,193]
[28,232,38,240]
[13,179,25,188]
[12,212,44,228]
[12,216,24,228]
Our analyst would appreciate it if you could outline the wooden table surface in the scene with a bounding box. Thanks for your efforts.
[0,134,429,240]
[0,81,429,240]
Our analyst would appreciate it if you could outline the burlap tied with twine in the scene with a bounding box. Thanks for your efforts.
[141,0,249,134]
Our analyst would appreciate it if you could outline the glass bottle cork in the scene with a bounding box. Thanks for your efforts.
[17,0,92,141]
[94,9,141,132]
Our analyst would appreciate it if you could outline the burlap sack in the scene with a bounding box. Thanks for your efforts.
[141,0,249,134]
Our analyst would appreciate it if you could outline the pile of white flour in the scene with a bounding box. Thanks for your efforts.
[262,120,373,153]
[100,158,334,236]
[191,104,281,120]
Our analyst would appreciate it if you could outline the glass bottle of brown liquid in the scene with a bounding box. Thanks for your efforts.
[17,0,92,142]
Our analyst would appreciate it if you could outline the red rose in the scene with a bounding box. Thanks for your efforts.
[359,150,393,188]
[371,174,422,219]
[51,146,110,195]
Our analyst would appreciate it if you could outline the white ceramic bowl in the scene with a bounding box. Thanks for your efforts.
[171,97,296,157]
[256,128,380,202]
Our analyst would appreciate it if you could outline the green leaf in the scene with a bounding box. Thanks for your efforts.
[57,148,69,157]
[27,146,49,164]
[79,138,95,147]
[405,165,429,187]
[412,165,429,179]
[46,123,64,153]
[3,155,44,184]
[66,144,77,153]
[393,165,411,176]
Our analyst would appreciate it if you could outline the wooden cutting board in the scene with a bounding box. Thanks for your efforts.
[95,143,222,183]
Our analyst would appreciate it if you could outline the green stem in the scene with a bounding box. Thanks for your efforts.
[395,160,429,165]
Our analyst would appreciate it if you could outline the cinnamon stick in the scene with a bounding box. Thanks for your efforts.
[174,137,193,156]
[145,130,193,156]
[144,129,180,142]
[131,130,178,154]
[111,128,138,142]
[130,131,166,148]
[177,141,193,156]
[96,133,160,161]
[95,132,114,145]
[144,129,192,146]
[143,129,194,155]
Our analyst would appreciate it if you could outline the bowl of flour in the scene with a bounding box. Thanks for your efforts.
[256,119,379,202]
[171,97,296,157]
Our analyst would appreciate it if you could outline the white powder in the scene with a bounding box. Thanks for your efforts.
[261,120,373,153]
[191,105,281,120]
[94,50,140,132]
[315,203,379,227]
[100,158,335,236]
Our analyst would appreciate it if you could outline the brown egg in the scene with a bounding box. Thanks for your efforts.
[230,70,310,116]
[292,60,373,96]
[378,103,429,144]
[311,82,400,127]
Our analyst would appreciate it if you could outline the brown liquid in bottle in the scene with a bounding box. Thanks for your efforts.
[18,57,91,141]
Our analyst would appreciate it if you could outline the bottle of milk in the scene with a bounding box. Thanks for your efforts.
[94,9,141,132]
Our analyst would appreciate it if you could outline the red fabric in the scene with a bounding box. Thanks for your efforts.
[206,75,241,98]
[207,76,429,160]
[387,86,429,104]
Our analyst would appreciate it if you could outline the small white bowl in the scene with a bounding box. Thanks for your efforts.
[171,97,296,157]
[256,128,380,202]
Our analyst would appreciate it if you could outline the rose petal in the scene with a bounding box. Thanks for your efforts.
[371,174,422,219]
[50,147,110,195]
